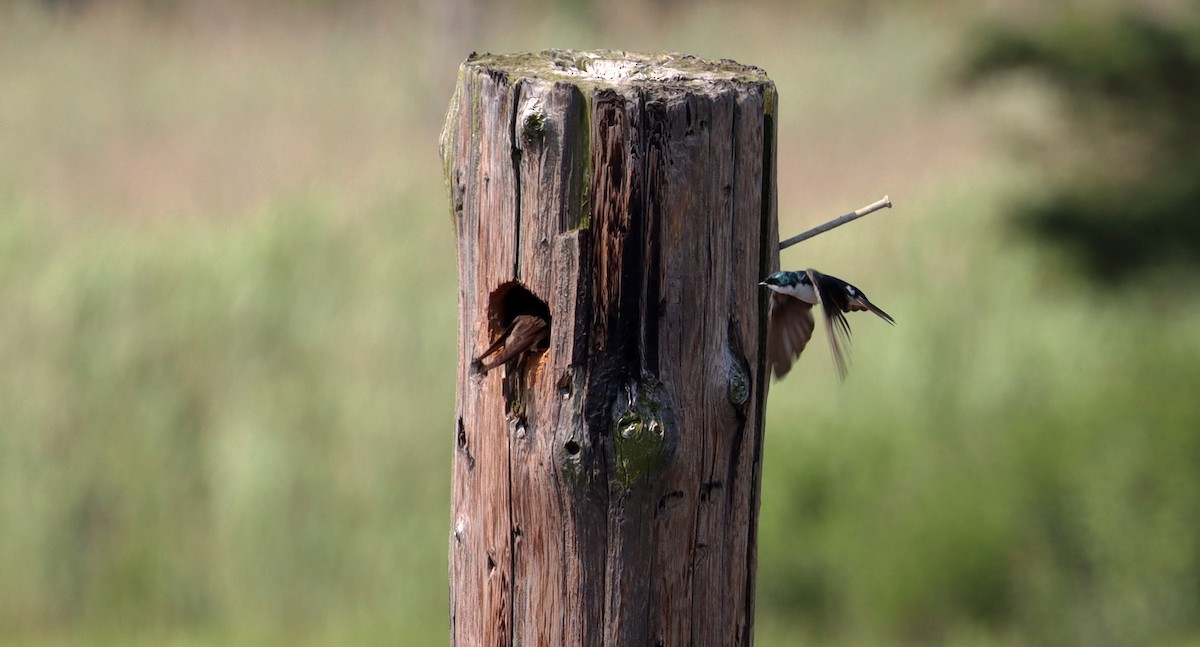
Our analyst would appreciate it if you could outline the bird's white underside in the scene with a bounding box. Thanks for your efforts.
[767,282,818,305]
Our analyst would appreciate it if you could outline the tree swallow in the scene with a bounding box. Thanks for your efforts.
[761,269,894,380]
[473,314,550,375]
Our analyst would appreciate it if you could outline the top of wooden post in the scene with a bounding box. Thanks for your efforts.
[459,49,771,90]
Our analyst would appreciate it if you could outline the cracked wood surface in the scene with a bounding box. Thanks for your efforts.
[443,49,778,647]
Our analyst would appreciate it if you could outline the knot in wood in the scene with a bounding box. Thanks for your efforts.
[611,376,671,489]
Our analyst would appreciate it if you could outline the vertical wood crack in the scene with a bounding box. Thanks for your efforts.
[511,82,524,281]
[506,80,524,647]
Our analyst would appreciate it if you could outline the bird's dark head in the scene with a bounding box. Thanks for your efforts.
[760,270,803,288]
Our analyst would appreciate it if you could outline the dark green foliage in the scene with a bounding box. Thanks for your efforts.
[962,9,1200,280]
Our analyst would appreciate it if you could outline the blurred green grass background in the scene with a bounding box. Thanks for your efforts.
[2,0,1200,645]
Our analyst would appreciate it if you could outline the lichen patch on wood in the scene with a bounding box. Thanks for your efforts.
[464,49,771,91]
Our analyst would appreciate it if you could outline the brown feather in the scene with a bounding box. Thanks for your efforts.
[475,314,549,374]
[767,291,815,379]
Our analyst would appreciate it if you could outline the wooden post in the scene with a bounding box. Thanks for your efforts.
[441,49,778,646]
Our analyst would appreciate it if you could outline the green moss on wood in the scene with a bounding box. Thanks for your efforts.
[521,109,546,146]
[727,358,750,410]
[439,64,466,228]
[570,85,592,231]
[612,377,669,489]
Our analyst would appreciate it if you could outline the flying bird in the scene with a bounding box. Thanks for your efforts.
[761,269,894,380]
[473,314,550,375]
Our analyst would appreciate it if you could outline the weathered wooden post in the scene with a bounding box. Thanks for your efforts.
[441,49,778,646]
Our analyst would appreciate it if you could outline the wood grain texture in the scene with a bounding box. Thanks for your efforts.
[442,49,778,647]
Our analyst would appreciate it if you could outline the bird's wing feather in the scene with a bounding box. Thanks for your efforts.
[475,315,549,374]
[476,321,515,364]
[767,291,815,379]
[808,269,853,381]
[848,297,895,325]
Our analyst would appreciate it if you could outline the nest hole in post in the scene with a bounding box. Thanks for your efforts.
[487,281,552,337]
[482,282,552,417]
[475,281,553,385]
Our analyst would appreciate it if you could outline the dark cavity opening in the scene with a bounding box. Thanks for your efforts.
[487,281,552,337]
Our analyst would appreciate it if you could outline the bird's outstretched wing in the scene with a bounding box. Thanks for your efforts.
[767,291,815,379]
[807,269,895,381]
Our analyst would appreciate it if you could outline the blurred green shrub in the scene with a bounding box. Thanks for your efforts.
[961,7,1200,280]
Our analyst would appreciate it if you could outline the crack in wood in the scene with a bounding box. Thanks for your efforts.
[456,417,475,471]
